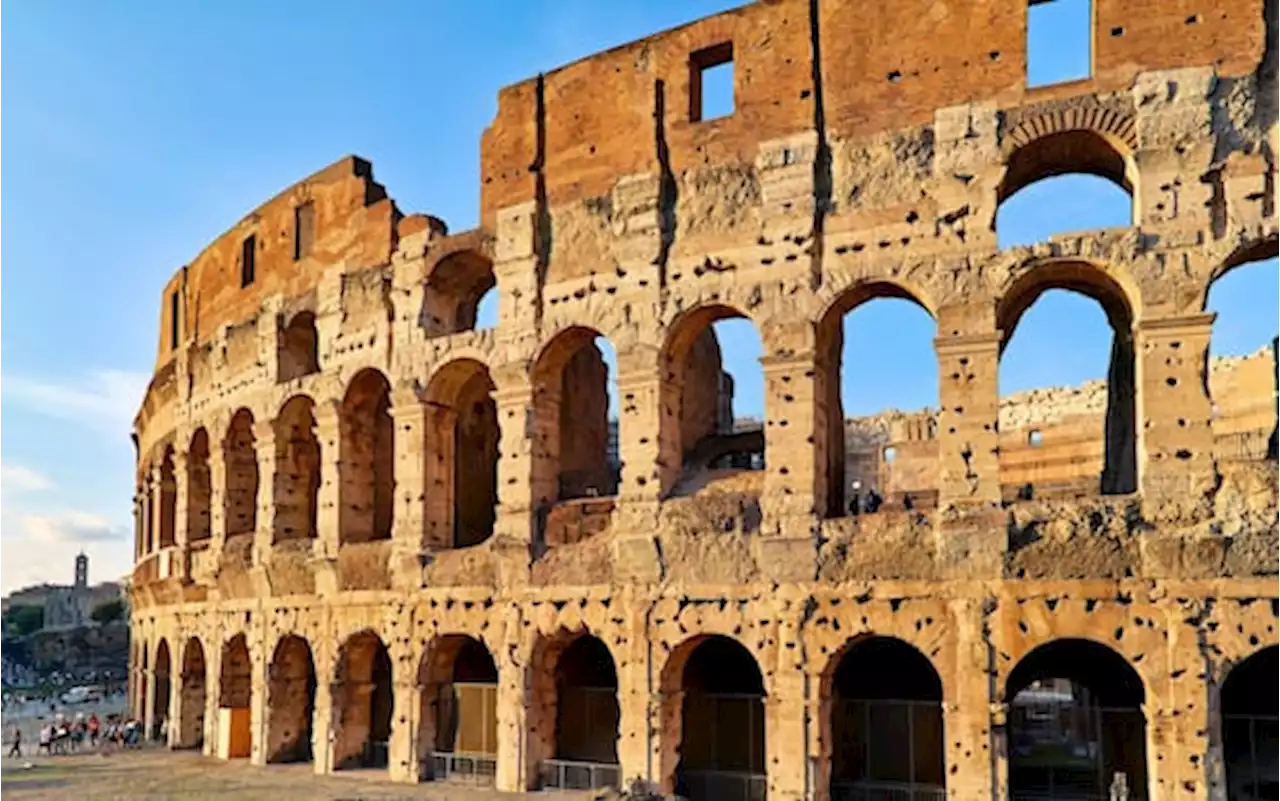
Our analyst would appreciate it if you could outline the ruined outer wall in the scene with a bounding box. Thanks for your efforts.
[129,1,1277,799]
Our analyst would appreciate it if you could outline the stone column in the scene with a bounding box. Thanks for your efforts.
[422,404,457,550]
[172,448,190,581]
[311,651,335,775]
[143,667,158,742]
[133,493,144,562]
[765,651,808,801]
[758,345,825,582]
[251,420,277,567]
[614,607,652,784]
[167,662,185,749]
[314,400,343,561]
[207,429,229,556]
[1135,313,1217,523]
[388,679,421,782]
[494,650,530,792]
[144,472,158,556]
[612,357,671,584]
[489,379,539,590]
[390,388,429,587]
[249,647,270,766]
[933,323,1004,579]
[945,599,998,799]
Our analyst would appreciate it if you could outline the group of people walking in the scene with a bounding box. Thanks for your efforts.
[6,712,149,758]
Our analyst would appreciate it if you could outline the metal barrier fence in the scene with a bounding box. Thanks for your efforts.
[430,751,497,785]
[677,768,767,801]
[830,780,946,801]
[538,758,621,790]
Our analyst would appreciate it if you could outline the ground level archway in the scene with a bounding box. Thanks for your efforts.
[418,635,499,783]
[177,637,206,749]
[333,631,394,771]
[218,634,253,759]
[1221,646,1278,800]
[267,635,316,764]
[153,639,172,742]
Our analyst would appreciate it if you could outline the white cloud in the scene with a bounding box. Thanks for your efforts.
[0,463,54,493]
[2,368,149,435]
[19,510,126,545]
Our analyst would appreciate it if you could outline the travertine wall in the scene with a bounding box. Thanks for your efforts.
[130,1,1277,799]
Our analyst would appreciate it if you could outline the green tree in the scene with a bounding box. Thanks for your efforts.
[90,599,125,625]
[2,604,45,637]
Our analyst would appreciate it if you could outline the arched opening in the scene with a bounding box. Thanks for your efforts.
[1222,646,1278,800]
[665,635,766,801]
[278,311,320,381]
[663,307,767,494]
[218,634,252,760]
[825,637,945,799]
[1206,244,1279,463]
[535,633,621,790]
[339,369,395,544]
[267,635,316,764]
[178,637,206,749]
[153,639,172,742]
[187,428,212,544]
[224,409,259,539]
[996,130,1134,249]
[419,635,499,783]
[530,327,620,535]
[424,359,499,549]
[998,263,1137,497]
[475,286,500,330]
[423,250,496,334]
[818,285,938,517]
[158,446,177,549]
[279,310,318,378]
[333,630,394,771]
[273,396,320,543]
[1006,639,1147,799]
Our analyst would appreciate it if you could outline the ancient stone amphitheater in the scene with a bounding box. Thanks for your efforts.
[127,0,1278,798]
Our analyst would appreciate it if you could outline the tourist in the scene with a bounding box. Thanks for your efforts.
[38,721,52,755]
[848,480,862,517]
[6,724,21,758]
[88,712,100,747]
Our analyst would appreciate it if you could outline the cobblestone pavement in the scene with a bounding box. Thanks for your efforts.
[1,749,601,800]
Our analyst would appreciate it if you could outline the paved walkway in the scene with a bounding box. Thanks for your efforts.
[1,749,605,800]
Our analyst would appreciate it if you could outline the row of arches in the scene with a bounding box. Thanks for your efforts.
[135,629,1278,800]
[137,244,1276,562]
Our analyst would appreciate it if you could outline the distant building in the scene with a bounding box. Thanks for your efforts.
[1,553,123,631]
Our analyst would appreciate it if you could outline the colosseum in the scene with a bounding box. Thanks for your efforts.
[127,0,1278,798]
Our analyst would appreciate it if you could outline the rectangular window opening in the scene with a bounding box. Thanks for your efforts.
[241,234,256,287]
[1026,0,1092,88]
[294,201,315,261]
[690,42,734,123]
[169,290,180,350]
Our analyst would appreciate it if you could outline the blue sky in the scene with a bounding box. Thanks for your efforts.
[2,0,1275,593]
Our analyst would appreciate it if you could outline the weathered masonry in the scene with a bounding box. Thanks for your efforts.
[128,0,1278,799]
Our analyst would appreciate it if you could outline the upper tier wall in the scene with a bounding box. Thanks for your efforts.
[152,157,410,369]
[479,0,1268,227]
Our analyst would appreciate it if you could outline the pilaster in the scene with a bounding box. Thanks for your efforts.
[388,679,421,782]
[313,400,343,594]
[390,388,430,570]
[251,420,277,568]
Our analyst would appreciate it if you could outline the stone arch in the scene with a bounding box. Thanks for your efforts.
[423,249,495,334]
[660,303,767,496]
[820,635,945,799]
[273,395,320,543]
[527,630,621,790]
[417,634,500,782]
[153,638,173,740]
[816,282,938,517]
[424,359,499,549]
[997,259,1139,495]
[187,428,212,544]
[279,311,320,382]
[177,636,206,749]
[658,634,767,800]
[1004,638,1148,800]
[332,629,394,770]
[998,127,1138,206]
[339,369,395,544]
[223,409,259,538]
[531,326,619,505]
[1220,645,1278,800]
[158,445,177,548]
[219,633,253,759]
[267,634,317,764]
[1203,236,1279,462]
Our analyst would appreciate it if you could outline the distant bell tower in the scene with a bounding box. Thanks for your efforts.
[74,552,88,589]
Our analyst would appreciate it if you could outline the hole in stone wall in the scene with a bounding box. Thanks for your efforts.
[293,201,315,261]
[690,42,734,123]
[1026,0,1092,88]
[240,234,257,288]
[1027,429,1043,447]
